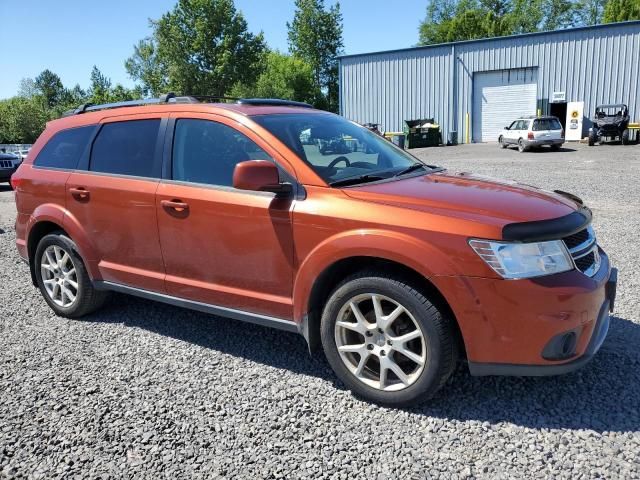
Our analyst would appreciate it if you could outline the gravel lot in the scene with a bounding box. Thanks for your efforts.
[1,142,639,479]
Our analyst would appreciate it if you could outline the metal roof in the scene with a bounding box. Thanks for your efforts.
[337,20,640,60]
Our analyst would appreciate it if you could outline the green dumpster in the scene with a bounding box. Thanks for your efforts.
[403,118,442,149]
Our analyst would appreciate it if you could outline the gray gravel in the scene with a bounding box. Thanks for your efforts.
[1,142,639,479]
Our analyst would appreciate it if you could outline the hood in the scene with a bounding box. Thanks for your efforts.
[343,170,579,225]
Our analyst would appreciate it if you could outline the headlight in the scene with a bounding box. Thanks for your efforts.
[469,239,573,279]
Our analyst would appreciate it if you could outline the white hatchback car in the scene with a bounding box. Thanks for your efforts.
[499,116,565,152]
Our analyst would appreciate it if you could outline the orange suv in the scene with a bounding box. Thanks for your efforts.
[13,95,617,406]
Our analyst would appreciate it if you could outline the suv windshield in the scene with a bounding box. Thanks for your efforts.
[252,113,434,186]
[533,118,562,131]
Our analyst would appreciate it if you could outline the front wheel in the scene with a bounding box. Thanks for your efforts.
[622,129,630,145]
[320,273,458,407]
[588,130,597,146]
[498,136,507,149]
[35,232,109,318]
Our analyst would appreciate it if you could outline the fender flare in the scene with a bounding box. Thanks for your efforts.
[292,228,458,324]
[26,204,101,280]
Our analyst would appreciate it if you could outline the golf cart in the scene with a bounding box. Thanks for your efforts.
[588,104,631,146]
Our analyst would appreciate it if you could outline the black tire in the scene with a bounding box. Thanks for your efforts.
[498,136,507,149]
[517,138,527,153]
[550,144,561,151]
[588,130,597,146]
[320,272,458,407]
[622,129,630,145]
[34,232,109,318]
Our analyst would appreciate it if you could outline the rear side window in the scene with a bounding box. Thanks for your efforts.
[34,126,95,169]
[90,119,161,178]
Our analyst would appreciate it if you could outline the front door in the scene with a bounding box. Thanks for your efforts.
[65,116,166,292]
[156,114,295,319]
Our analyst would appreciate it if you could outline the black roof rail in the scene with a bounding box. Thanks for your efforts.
[62,92,197,117]
[236,98,313,108]
[62,94,314,117]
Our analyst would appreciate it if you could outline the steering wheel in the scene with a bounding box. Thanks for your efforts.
[328,156,351,168]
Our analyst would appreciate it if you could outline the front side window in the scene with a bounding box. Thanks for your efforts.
[253,113,435,186]
[34,125,96,169]
[90,119,161,178]
[172,119,272,187]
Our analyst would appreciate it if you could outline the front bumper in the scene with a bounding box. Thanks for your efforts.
[432,251,615,375]
[0,166,18,182]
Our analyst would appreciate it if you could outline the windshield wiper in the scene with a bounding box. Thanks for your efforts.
[393,162,427,177]
[329,174,387,187]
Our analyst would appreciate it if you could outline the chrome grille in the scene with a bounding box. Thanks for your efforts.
[563,226,600,277]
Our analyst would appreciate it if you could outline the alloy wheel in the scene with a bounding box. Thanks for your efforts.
[334,293,426,391]
[40,245,78,308]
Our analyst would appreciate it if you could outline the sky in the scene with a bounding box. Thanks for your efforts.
[0,0,428,99]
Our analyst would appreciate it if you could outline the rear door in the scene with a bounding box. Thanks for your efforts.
[65,114,167,292]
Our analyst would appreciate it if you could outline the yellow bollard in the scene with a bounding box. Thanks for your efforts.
[465,113,470,144]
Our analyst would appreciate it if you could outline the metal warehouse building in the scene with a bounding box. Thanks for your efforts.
[338,21,640,143]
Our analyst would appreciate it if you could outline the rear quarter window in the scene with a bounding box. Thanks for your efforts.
[34,125,96,169]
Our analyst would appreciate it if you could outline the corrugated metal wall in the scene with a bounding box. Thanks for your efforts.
[339,21,640,143]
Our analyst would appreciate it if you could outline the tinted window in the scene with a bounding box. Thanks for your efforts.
[90,119,160,178]
[34,126,95,169]
[172,119,272,186]
[533,118,562,131]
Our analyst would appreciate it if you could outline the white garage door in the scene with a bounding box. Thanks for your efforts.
[472,68,538,143]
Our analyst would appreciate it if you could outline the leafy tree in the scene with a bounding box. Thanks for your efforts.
[88,66,141,105]
[230,51,320,104]
[603,0,640,21]
[34,69,64,107]
[18,78,38,99]
[125,39,168,97]
[580,0,609,24]
[287,0,344,112]
[126,0,267,97]
[0,97,49,144]
[418,0,584,44]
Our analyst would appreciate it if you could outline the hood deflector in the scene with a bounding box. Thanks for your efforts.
[502,206,592,242]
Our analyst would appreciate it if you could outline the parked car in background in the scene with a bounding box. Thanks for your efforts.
[12,95,616,407]
[12,149,31,161]
[0,152,22,187]
[499,116,564,152]
[588,104,631,146]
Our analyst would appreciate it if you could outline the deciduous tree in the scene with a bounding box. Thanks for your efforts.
[126,0,267,97]
[287,0,344,112]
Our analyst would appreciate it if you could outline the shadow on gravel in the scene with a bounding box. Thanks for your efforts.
[0,185,12,192]
[85,296,639,433]
[525,147,577,153]
[419,315,640,433]
[0,228,4,235]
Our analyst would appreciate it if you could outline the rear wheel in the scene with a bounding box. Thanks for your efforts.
[517,138,527,153]
[622,129,630,145]
[550,144,561,151]
[35,232,109,318]
[321,273,457,407]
